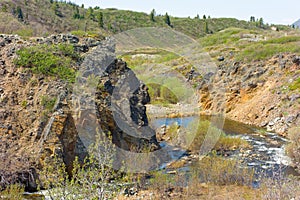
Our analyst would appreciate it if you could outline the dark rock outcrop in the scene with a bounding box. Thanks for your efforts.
[0,36,159,191]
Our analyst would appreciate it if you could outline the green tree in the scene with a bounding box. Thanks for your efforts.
[97,12,104,28]
[250,16,255,22]
[164,12,171,27]
[87,7,95,20]
[73,6,80,19]
[258,17,264,27]
[203,15,206,19]
[16,6,23,21]
[204,21,209,33]
[150,9,155,22]
[52,2,62,17]
[195,14,200,19]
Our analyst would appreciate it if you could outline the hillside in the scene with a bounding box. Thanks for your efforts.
[121,27,300,135]
[0,0,290,38]
[1,0,300,198]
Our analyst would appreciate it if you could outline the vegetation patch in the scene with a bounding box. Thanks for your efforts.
[192,152,255,186]
[122,49,195,105]
[289,77,300,91]
[40,95,56,111]
[236,43,300,61]
[199,28,244,47]
[14,44,80,82]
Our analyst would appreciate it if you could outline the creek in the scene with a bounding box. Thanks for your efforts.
[150,115,299,177]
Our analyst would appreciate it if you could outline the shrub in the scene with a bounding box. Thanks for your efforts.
[149,170,175,193]
[0,184,24,200]
[39,133,128,200]
[261,172,300,199]
[191,152,255,186]
[40,96,56,111]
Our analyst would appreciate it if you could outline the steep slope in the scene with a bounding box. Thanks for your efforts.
[0,0,282,38]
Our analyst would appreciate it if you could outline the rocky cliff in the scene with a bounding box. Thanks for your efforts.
[0,34,159,191]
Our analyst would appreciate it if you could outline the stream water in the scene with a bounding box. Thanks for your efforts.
[150,115,299,177]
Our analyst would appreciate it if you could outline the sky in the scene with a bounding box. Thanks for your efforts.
[71,0,300,25]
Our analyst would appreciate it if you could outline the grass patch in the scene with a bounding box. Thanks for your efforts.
[199,28,244,47]
[192,152,255,186]
[186,120,249,152]
[161,120,249,153]
[215,135,249,152]
[262,35,300,44]
[236,43,300,62]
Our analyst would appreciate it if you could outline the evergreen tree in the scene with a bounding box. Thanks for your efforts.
[203,15,206,20]
[87,7,95,20]
[195,14,200,19]
[204,21,209,33]
[150,9,155,22]
[52,2,61,16]
[164,12,171,27]
[16,6,23,21]
[250,16,255,22]
[97,12,104,28]
[73,6,80,19]
[258,17,264,27]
